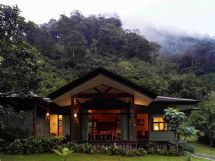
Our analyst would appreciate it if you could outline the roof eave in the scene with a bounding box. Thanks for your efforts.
[47,67,157,100]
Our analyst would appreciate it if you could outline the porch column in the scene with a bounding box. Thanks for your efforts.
[121,108,128,140]
[129,97,137,141]
[70,97,74,139]
[63,115,70,136]
[148,113,151,142]
[71,97,81,141]
[81,108,88,141]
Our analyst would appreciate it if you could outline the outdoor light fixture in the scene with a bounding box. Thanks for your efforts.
[74,113,77,118]
[46,112,50,117]
[46,112,50,120]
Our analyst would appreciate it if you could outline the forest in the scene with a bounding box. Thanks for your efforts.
[1,4,215,100]
[26,11,215,100]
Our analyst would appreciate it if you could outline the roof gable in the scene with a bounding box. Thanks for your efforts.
[47,67,157,100]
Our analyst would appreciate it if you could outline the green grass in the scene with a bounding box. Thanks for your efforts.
[187,136,215,156]
[192,143,215,156]
[0,153,208,161]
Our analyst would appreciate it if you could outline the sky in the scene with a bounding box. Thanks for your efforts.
[1,0,215,37]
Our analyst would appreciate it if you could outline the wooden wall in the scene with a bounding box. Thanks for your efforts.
[6,110,34,137]
[35,116,49,136]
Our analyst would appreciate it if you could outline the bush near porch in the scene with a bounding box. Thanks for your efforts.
[4,136,193,157]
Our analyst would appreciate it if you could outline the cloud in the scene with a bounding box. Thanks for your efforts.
[1,0,215,36]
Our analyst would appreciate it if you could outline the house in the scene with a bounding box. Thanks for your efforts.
[1,67,198,145]
[46,67,198,144]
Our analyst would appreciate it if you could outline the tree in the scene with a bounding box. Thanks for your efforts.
[167,73,207,99]
[164,108,197,146]
[0,4,43,96]
[0,4,43,141]
[189,92,215,146]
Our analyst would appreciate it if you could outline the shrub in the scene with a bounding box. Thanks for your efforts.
[138,148,147,156]
[64,141,78,151]
[6,136,63,154]
[145,142,158,154]
[145,142,183,156]
[186,153,192,161]
[99,144,146,157]
[116,147,127,155]
[105,145,119,155]
[179,142,195,153]
[53,147,73,161]
[78,143,94,154]
[126,149,141,157]
[7,137,187,157]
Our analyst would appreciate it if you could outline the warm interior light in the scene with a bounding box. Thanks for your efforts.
[154,124,159,131]
[74,113,77,118]
[59,115,62,120]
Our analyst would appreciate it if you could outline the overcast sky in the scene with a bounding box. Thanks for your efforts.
[2,0,215,36]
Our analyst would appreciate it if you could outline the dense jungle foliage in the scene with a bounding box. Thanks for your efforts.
[28,11,215,99]
[1,4,215,99]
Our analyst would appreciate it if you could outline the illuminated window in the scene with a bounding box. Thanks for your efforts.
[152,117,167,131]
[58,115,63,136]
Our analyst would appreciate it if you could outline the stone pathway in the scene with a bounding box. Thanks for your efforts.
[192,153,215,161]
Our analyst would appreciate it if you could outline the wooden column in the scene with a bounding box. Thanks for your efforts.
[71,97,81,141]
[148,113,151,142]
[129,96,137,141]
[81,108,88,141]
[63,115,70,136]
[70,97,74,139]
[121,108,129,140]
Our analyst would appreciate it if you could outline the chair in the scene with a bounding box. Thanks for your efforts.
[110,127,117,140]
[89,127,98,140]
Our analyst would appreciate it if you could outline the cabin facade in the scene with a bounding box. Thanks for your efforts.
[45,68,197,144]
[1,68,198,145]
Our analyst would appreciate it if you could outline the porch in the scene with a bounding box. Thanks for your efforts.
[70,85,150,142]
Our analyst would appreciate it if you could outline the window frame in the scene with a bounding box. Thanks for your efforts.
[152,116,167,132]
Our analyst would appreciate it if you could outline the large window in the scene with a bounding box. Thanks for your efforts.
[152,117,167,131]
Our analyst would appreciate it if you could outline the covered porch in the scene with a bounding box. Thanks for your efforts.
[70,84,149,142]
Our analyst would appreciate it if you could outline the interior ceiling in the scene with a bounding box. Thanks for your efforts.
[76,84,131,103]
[80,84,125,94]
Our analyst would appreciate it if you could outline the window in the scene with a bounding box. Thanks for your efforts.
[152,117,167,131]
[58,115,63,136]
[50,115,63,136]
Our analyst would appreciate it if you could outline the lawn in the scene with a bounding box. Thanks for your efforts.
[0,153,208,161]
[188,136,215,156]
[192,143,215,156]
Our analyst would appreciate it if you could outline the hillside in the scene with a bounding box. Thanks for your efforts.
[23,11,215,99]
